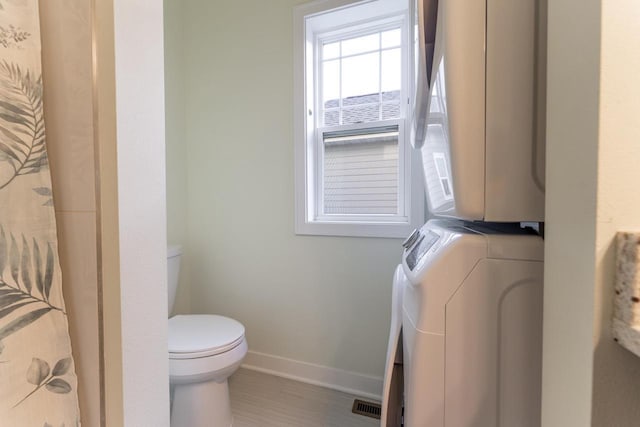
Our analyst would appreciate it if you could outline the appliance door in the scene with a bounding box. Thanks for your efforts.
[380,265,407,427]
[483,0,546,222]
[421,0,486,220]
[410,0,439,149]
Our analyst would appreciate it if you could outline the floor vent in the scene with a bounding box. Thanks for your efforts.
[352,399,381,419]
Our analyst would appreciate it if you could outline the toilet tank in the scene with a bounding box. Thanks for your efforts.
[167,245,182,317]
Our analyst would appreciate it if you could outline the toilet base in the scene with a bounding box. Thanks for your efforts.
[171,379,232,427]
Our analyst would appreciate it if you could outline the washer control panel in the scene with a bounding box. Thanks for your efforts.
[402,229,422,249]
[405,230,440,271]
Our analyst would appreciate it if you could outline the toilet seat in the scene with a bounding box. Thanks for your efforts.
[169,314,245,359]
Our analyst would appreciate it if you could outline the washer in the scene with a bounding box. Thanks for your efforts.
[383,219,543,426]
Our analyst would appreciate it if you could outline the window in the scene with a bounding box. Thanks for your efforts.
[294,0,424,238]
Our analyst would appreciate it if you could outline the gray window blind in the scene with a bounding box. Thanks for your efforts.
[323,126,399,215]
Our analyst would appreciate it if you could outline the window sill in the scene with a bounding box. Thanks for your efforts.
[295,219,416,239]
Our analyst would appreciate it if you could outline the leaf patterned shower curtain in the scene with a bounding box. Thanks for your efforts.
[0,0,81,425]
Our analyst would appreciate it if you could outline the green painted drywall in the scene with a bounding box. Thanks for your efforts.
[164,0,190,313]
[167,0,404,378]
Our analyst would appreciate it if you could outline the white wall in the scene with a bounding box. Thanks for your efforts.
[543,0,640,425]
[173,0,404,381]
[112,0,170,424]
[542,0,600,423]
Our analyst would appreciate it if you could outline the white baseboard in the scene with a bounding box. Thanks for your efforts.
[241,351,383,401]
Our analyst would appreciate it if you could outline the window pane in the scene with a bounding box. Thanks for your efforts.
[381,48,401,92]
[382,103,401,120]
[322,59,340,109]
[381,28,401,48]
[382,91,401,102]
[324,110,339,126]
[342,33,379,56]
[429,94,440,113]
[429,68,445,113]
[319,26,405,128]
[323,127,399,215]
[342,52,380,99]
[343,104,380,124]
[343,93,378,106]
[323,41,340,60]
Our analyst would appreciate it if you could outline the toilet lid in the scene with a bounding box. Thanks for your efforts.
[168,315,245,357]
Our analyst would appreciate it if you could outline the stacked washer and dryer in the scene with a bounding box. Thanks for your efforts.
[380,0,547,425]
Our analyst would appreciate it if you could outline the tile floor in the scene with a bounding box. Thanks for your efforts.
[229,368,380,427]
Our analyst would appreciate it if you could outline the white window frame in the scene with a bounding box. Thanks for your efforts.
[294,0,425,238]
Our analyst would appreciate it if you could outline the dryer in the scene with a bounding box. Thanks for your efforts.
[414,0,547,222]
[382,220,543,426]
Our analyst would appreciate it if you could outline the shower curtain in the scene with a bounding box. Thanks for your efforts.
[0,0,80,425]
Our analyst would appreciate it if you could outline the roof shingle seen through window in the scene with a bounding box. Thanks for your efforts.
[323,90,401,126]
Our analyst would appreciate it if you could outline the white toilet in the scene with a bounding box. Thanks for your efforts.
[167,245,248,427]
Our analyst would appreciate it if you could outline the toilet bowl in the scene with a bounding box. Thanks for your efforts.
[169,315,247,426]
[167,246,247,426]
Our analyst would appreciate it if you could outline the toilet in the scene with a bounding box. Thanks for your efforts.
[167,245,248,427]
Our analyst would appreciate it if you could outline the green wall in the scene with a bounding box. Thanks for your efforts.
[164,0,190,313]
[166,0,404,378]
